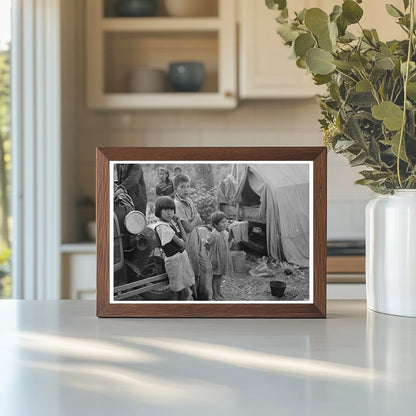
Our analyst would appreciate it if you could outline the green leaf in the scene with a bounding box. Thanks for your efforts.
[304,8,329,35]
[401,61,416,76]
[348,92,377,107]
[328,21,338,45]
[339,31,356,43]
[355,178,377,186]
[350,54,368,70]
[296,57,308,69]
[343,114,367,147]
[371,29,380,43]
[356,79,372,92]
[305,48,335,75]
[333,60,352,70]
[330,5,342,22]
[334,139,355,151]
[375,55,395,70]
[372,101,404,131]
[336,15,348,36]
[313,74,332,85]
[277,23,298,43]
[350,152,367,167]
[296,8,307,23]
[266,0,287,11]
[407,82,416,99]
[403,0,409,10]
[294,33,316,58]
[385,4,404,18]
[318,27,334,52]
[378,78,386,100]
[360,170,391,180]
[363,29,376,46]
[342,0,363,24]
[369,136,382,163]
[388,132,409,162]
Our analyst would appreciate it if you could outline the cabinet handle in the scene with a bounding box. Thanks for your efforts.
[225,91,234,99]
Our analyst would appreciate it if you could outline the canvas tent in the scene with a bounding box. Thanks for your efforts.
[217,163,310,267]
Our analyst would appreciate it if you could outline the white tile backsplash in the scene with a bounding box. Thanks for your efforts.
[328,199,368,240]
[75,100,371,240]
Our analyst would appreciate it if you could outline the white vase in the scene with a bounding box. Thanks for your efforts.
[366,190,416,317]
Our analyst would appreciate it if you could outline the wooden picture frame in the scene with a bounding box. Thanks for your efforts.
[96,147,327,318]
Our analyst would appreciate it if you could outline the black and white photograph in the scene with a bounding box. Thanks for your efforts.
[111,161,312,303]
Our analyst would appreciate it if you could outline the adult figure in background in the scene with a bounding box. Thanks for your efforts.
[155,167,175,198]
[117,164,147,214]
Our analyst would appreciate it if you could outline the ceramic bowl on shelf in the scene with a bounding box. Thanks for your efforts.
[164,0,218,17]
[114,0,158,17]
[168,61,205,92]
[128,68,167,93]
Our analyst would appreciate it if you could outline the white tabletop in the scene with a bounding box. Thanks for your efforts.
[0,300,415,416]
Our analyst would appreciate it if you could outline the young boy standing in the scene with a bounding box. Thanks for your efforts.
[173,174,212,300]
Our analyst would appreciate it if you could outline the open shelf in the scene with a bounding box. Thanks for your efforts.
[103,0,219,18]
[104,31,218,94]
[86,0,236,109]
[101,17,221,31]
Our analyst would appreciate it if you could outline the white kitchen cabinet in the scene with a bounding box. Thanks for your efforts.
[86,0,237,109]
[238,0,404,99]
[238,0,326,99]
[61,245,96,300]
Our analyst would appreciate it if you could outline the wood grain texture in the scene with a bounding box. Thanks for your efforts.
[96,147,327,318]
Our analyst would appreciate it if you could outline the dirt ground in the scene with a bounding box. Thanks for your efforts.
[219,253,310,302]
[124,253,309,302]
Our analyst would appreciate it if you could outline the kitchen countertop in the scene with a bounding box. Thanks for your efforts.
[0,300,415,415]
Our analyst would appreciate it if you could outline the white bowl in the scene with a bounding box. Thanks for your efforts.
[128,68,167,93]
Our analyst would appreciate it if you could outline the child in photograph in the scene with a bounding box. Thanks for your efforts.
[173,166,182,176]
[155,167,175,197]
[173,174,213,300]
[154,196,195,301]
[206,211,232,300]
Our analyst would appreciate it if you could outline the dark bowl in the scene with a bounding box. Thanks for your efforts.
[168,62,205,92]
[114,0,157,17]
[270,280,286,298]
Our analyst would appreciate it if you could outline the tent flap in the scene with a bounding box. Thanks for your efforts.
[218,164,310,267]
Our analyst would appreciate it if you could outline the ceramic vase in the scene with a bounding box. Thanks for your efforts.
[168,61,205,92]
[114,0,157,17]
[366,190,416,317]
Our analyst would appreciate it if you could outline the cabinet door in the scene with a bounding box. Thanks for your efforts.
[239,0,404,99]
[62,253,96,300]
[239,0,326,99]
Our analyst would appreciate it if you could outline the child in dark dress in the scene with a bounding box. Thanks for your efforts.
[206,211,232,300]
[154,196,195,300]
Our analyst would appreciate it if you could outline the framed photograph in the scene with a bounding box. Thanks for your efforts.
[96,147,327,318]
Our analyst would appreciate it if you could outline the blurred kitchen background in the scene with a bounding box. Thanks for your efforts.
[5,0,403,300]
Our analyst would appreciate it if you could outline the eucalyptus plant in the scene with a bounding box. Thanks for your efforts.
[266,0,416,193]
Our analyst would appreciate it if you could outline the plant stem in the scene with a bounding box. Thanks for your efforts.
[334,68,358,84]
[397,0,415,188]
